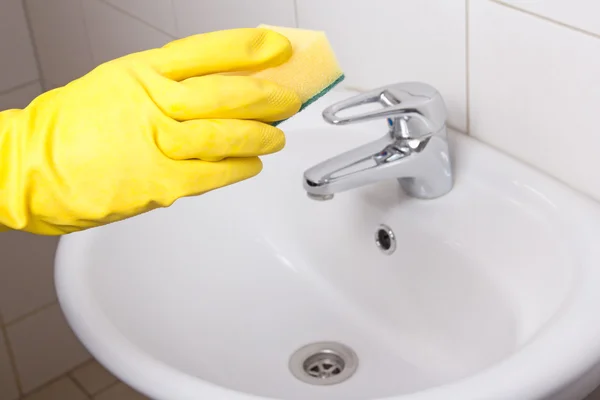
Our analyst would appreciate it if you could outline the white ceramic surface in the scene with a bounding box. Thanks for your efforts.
[469,0,600,204]
[56,89,600,400]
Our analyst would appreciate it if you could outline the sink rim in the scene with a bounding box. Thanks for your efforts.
[55,89,600,400]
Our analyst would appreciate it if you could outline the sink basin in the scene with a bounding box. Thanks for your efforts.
[55,89,600,400]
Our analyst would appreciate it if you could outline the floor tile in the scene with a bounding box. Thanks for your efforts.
[23,377,87,400]
[0,231,59,323]
[0,329,19,400]
[94,383,149,400]
[70,360,118,395]
[7,304,91,392]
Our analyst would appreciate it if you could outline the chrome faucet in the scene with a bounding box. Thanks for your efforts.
[303,82,453,201]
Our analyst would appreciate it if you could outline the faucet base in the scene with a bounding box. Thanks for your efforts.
[398,176,454,200]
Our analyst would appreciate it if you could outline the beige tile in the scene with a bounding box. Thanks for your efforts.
[7,304,91,392]
[0,0,38,91]
[0,330,19,400]
[297,0,467,132]
[94,383,149,400]
[0,231,59,323]
[70,360,118,395]
[23,377,87,400]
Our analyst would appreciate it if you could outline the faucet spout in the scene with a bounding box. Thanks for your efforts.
[304,128,452,199]
[303,82,454,201]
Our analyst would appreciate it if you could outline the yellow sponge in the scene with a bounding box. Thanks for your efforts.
[249,25,344,125]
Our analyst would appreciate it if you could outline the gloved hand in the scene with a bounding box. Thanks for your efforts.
[0,28,301,235]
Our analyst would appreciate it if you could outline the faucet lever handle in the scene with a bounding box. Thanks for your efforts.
[322,82,447,135]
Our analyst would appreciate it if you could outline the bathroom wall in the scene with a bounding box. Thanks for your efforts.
[1,0,600,398]
[21,0,600,203]
[0,2,92,399]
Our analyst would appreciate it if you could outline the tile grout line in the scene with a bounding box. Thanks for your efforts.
[17,357,93,398]
[21,0,48,92]
[66,358,97,398]
[67,374,93,399]
[0,79,40,97]
[490,0,600,40]
[446,123,463,133]
[96,0,178,39]
[78,0,99,68]
[293,0,300,28]
[0,309,24,397]
[168,0,181,38]
[4,300,58,328]
[465,0,470,135]
[91,379,122,398]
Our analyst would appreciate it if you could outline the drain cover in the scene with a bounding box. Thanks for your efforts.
[289,341,358,385]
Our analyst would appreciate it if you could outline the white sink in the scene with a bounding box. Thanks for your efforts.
[55,89,600,400]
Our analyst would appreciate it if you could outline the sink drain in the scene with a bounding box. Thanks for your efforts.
[289,342,358,385]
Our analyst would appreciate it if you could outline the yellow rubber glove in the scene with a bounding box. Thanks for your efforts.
[0,28,301,235]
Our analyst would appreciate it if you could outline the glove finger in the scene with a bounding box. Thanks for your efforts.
[161,157,263,204]
[139,28,292,81]
[152,74,301,122]
[158,119,285,161]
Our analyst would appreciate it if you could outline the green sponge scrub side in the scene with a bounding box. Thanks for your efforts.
[248,25,345,126]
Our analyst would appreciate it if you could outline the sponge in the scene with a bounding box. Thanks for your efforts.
[251,25,344,125]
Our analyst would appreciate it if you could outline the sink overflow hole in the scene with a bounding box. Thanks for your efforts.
[375,224,396,255]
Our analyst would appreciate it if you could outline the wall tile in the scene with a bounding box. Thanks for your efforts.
[103,0,178,36]
[173,0,296,37]
[23,377,87,400]
[469,0,600,201]
[7,304,90,392]
[297,0,467,131]
[25,0,94,87]
[82,0,174,66]
[70,360,118,395]
[0,231,58,323]
[0,0,39,91]
[0,82,42,111]
[0,330,19,400]
[497,0,600,36]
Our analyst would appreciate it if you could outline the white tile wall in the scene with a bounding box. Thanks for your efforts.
[25,0,94,88]
[104,0,178,36]
[0,0,39,91]
[82,0,174,65]
[469,0,600,201]
[497,0,600,36]
[297,0,467,131]
[6,304,90,392]
[173,0,296,37]
[0,82,42,111]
